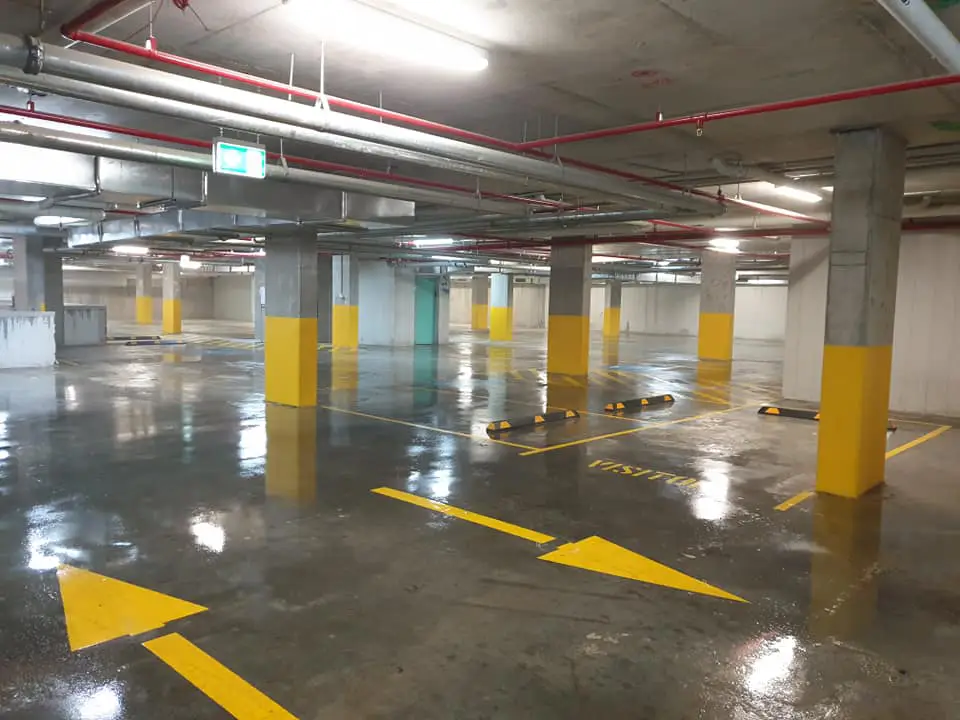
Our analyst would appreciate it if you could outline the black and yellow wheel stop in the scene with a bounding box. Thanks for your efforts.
[487,410,579,435]
[604,394,675,413]
[759,406,897,432]
[124,340,186,347]
[108,335,161,342]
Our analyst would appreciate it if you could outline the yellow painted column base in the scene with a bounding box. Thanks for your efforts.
[162,299,182,334]
[265,316,319,407]
[489,307,513,342]
[698,312,734,361]
[471,303,489,331]
[332,305,359,348]
[816,345,892,498]
[136,295,153,325]
[548,314,590,376]
[602,308,621,339]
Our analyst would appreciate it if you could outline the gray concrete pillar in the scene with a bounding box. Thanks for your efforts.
[265,236,319,407]
[135,263,153,324]
[253,260,266,342]
[43,250,64,348]
[602,280,622,340]
[698,250,737,360]
[12,237,44,311]
[489,273,514,341]
[162,264,182,334]
[317,255,333,345]
[782,237,830,402]
[470,274,489,331]
[332,255,359,348]
[817,127,906,498]
[548,245,592,376]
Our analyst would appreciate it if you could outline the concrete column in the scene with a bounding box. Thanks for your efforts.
[470,275,489,331]
[12,237,44,311]
[162,264,182,334]
[548,245,591,376]
[265,236,319,407]
[697,250,737,360]
[253,260,266,342]
[357,261,416,346]
[332,255,359,348]
[43,250,64,348]
[317,255,333,345]
[602,280,622,340]
[817,127,906,499]
[135,263,153,325]
[489,273,514,341]
[438,273,451,344]
[782,237,829,402]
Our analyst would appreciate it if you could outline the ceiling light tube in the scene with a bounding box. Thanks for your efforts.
[773,185,822,204]
[112,245,150,255]
[708,237,741,253]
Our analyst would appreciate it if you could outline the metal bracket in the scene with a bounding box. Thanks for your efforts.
[23,35,43,75]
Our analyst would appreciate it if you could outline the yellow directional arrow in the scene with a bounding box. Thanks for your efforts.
[56,566,297,719]
[371,488,746,602]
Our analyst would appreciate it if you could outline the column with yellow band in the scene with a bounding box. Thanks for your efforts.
[265,236,319,408]
[470,274,489,331]
[697,249,736,361]
[817,127,906,499]
[162,264,182,334]
[489,273,513,342]
[135,263,153,325]
[332,255,359,349]
[602,280,622,340]
[13,237,65,346]
[548,245,591,377]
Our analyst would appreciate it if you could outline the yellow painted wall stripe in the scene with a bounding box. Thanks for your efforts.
[162,298,182,334]
[547,314,590,376]
[265,316,318,407]
[372,487,555,544]
[489,306,513,341]
[774,490,816,512]
[602,307,621,338]
[144,633,297,719]
[332,305,359,348]
[816,345,892,498]
[698,312,734,361]
[471,303,489,331]
[135,295,152,324]
[885,424,950,460]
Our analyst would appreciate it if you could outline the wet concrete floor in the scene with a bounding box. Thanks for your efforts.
[0,329,958,718]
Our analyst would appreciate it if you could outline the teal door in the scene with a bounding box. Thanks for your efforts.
[414,277,438,345]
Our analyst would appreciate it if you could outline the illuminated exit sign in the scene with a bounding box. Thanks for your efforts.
[213,139,266,179]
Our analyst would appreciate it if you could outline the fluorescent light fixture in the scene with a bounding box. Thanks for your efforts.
[709,237,741,253]
[821,186,834,192]
[180,254,202,270]
[774,186,822,204]
[592,255,623,263]
[3,116,111,138]
[290,0,488,73]
[430,254,465,262]
[34,215,85,227]
[0,194,46,202]
[113,245,150,256]
[410,237,455,248]
[713,227,739,232]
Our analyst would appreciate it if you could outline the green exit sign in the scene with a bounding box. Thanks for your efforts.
[213,139,266,179]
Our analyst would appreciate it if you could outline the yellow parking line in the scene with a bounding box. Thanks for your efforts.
[774,490,815,512]
[319,405,538,451]
[885,425,950,460]
[372,487,555,544]
[519,404,753,456]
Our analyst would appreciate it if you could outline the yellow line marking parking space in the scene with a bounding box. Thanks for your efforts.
[774,490,815,512]
[519,404,754,456]
[885,425,950,460]
[319,405,538,451]
[372,487,746,602]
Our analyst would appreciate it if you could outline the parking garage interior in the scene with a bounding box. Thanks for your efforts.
[1,1,960,718]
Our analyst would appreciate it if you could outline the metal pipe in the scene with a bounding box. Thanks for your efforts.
[0,123,528,215]
[65,1,155,49]
[517,73,960,151]
[0,104,569,212]
[0,34,719,213]
[874,0,960,73]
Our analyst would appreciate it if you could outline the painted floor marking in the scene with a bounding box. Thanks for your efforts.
[320,405,538,451]
[774,490,816,512]
[589,459,700,489]
[885,425,951,460]
[56,566,297,718]
[520,404,753,456]
[373,487,746,602]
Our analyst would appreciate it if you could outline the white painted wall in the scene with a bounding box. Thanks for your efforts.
[0,312,55,368]
[589,285,605,331]
[514,284,547,328]
[213,275,254,321]
[734,286,788,341]
[450,284,471,325]
[621,284,701,336]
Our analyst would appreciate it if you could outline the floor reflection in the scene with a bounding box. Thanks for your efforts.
[265,405,318,505]
[696,360,733,404]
